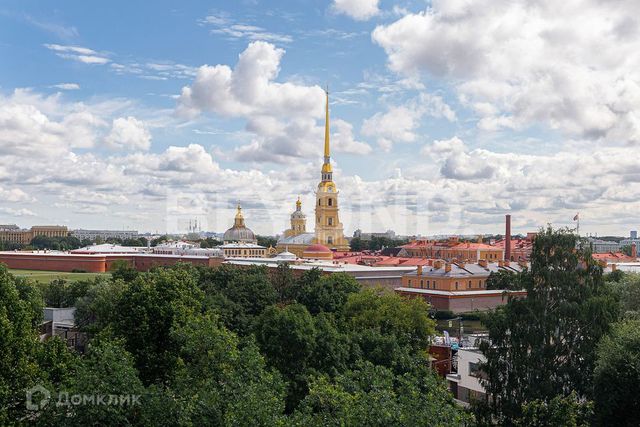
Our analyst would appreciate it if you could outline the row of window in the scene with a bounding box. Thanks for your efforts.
[226,249,264,256]
[316,216,334,226]
[407,278,486,290]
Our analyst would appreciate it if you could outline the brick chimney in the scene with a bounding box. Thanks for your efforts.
[417,265,423,275]
[632,243,637,259]
[505,214,512,261]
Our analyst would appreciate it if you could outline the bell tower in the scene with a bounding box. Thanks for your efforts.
[284,197,306,237]
[314,89,349,250]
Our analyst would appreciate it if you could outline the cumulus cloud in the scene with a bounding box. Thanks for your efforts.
[104,116,152,151]
[0,207,36,217]
[373,0,640,144]
[178,42,371,162]
[332,0,380,21]
[362,93,455,150]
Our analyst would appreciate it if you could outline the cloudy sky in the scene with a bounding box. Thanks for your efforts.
[1,0,639,236]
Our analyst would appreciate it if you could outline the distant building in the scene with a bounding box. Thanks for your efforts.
[587,238,620,253]
[223,205,257,244]
[396,260,527,312]
[0,225,68,245]
[219,242,268,258]
[620,230,640,251]
[353,229,397,241]
[152,241,223,257]
[71,229,139,241]
[398,237,504,262]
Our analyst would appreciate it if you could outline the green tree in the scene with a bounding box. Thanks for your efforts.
[477,227,619,424]
[255,303,317,410]
[164,313,286,426]
[0,265,42,423]
[606,272,640,318]
[486,269,523,290]
[74,277,128,334]
[290,269,361,314]
[47,338,145,426]
[113,264,204,384]
[516,392,593,427]
[593,319,640,426]
[349,237,365,251]
[342,289,435,370]
[292,361,469,426]
[109,259,139,282]
[256,235,277,248]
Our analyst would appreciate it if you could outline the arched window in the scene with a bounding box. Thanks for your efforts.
[327,236,333,244]
[318,199,321,206]
[328,217,333,226]
[328,198,333,206]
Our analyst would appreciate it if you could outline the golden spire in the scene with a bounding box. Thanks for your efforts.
[324,87,330,160]
[296,196,301,211]
[234,203,244,227]
[321,87,333,177]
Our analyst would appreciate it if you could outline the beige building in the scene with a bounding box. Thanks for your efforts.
[276,90,349,256]
[0,225,68,245]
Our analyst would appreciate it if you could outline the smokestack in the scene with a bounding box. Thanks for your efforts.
[632,243,637,259]
[505,214,512,261]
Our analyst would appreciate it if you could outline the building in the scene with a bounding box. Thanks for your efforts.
[447,346,487,405]
[219,242,268,258]
[223,205,257,244]
[0,251,224,273]
[398,237,504,262]
[71,229,139,241]
[276,90,349,256]
[620,230,640,251]
[353,229,397,240]
[396,260,527,312]
[0,225,68,245]
[587,238,621,253]
[152,241,224,257]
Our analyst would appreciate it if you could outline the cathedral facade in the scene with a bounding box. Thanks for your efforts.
[276,90,350,258]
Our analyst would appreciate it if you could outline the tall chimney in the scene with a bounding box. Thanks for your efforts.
[632,243,637,259]
[505,214,512,261]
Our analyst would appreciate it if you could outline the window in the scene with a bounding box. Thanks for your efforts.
[327,236,333,244]
[328,217,333,226]
[317,216,321,224]
[426,280,430,288]
[468,280,472,289]
[420,280,424,288]
[328,198,333,206]
[433,280,436,289]
[408,279,412,287]
[469,361,485,379]
[455,281,459,290]
[318,199,321,206]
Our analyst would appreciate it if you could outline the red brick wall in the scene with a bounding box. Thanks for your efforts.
[0,253,107,273]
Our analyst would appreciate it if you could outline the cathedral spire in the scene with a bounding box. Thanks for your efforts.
[324,87,330,162]
[321,87,333,180]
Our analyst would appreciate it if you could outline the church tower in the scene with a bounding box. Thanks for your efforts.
[284,197,306,238]
[314,90,349,250]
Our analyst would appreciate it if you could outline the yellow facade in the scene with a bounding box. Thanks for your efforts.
[312,90,349,251]
[283,197,307,238]
[0,225,68,245]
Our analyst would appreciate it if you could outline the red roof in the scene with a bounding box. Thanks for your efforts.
[304,244,331,253]
[592,252,636,263]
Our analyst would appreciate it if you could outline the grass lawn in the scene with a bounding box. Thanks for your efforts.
[9,269,110,284]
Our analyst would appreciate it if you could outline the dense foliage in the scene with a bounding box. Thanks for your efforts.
[349,236,408,251]
[475,227,623,426]
[0,262,467,426]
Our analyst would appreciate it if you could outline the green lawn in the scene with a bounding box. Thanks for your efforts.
[9,269,110,283]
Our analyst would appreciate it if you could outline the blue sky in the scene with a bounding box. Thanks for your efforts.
[1,0,639,236]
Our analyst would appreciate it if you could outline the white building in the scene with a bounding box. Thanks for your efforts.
[587,238,620,253]
[153,241,223,257]
[446,345,487,405]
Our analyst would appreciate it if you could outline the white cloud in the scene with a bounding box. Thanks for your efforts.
[44,43,110,64]
[332,0,380,21]
[0,207,36,217]
[372,0,640,144]
[104,116,152,151]
[0,187,33,203]
[362,93,455,150]
[199,14,292,43]
[332,119,372,155]
[178,42,370,163]
[52,83,80,90]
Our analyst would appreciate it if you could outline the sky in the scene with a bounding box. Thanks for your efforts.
[1,0,639,236]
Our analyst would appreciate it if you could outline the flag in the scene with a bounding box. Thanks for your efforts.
[573,213,579,221]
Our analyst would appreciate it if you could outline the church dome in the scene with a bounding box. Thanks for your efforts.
[303,244,333,260]
[223,204,256,243]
